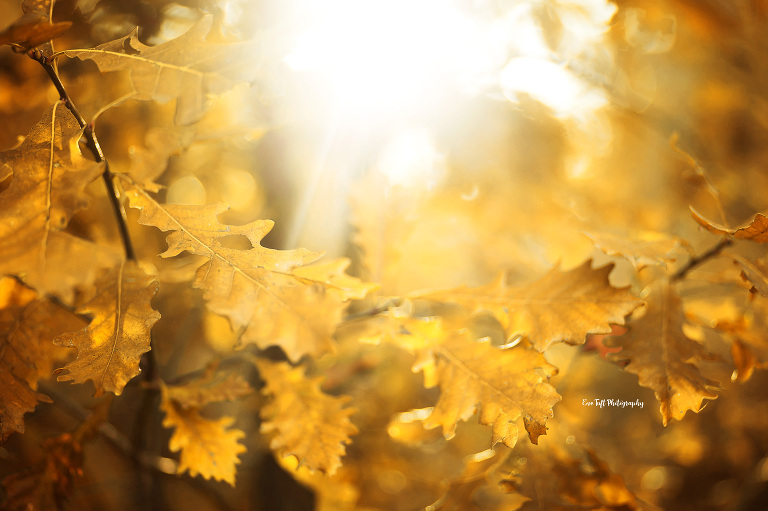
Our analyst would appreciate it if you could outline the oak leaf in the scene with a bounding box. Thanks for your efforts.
[125,183,373,361]
[160,379,248,486]
[691,207,768,243]
[64,15,267,125]
[429,449,529,511]
[606,282,720,425]
[0,283,85,442]
[391,317,561,447]
[256,359,358,475]
[425,260,642,351]
[584,231,683,269]
[164,364,252,409]
[712,305,768,382]
[731,254,768,297]
[0,102,113,302]
[53,261,160,397]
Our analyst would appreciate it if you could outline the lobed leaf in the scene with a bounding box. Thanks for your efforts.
[425,260,642,351]
[691,207,768,243]
[256,359,358,475]
[0,102,116,302]
[64,15,268,125]
[124,182,374,361]
[53,261,160,397]
[0,282,85,442]
[606,282,721,425]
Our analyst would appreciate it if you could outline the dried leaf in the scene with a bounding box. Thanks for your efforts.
[607,282,720,425]
[713,309,768,382]
[691,207,768,243]
[731,254,768,297]
[65,15,266,125]
[1,433,83,511]
[165,366,252,409]
[1,288,84,442]
[160,389,246,486]
[0,18,71,50]
[53,261,160,397]
[425,260,642,351]
[429,449,529,511]
[584,231,683,269]
[0,103,114,302]
[125,183,373,361]
[394,318,561,447]
[256,359,358,475]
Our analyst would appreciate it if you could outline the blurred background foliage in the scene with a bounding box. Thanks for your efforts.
[2,0,768,510]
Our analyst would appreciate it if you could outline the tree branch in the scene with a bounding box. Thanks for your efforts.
[670,238,733,282]
[27,49,136,261]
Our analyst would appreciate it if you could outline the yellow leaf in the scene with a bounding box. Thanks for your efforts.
[53,261,160,397]
[393,317,561,447]
[256,359,358,475]
[425,260,642,351]
[64,15,268,125]
[160,391,246,486]
[731,254,768,297]
[165,365,252,408]
[691,207,768,243]
[584,230,684,269]
[0,102,116,302]
[125,183,374,361]
[606,282,721,425]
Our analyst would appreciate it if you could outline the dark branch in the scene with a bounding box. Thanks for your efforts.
[671,238,733,282]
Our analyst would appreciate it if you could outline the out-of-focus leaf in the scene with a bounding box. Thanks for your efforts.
[53,261,160,397]
[691,207,768,243]
[425,260,642,351]
[124,182,374,362]
[731,254,768,297]
[1,433,84,511]
[429,449,529,511]
[160,390,246,486]
[607,281,721,425]
[0,18,71,50]
[584,230,683,269]
[0,280,84,442]
[256,359,358,475]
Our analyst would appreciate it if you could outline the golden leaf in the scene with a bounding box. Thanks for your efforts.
[691,207,768,243]
[160,386,246,486]
[606,282,720,425]
[53,261,160,397]
[165,365,252,409]
[0,18,71,50]
[713,303,768,383]
[584,230,684,269]
[0,282,85,442]
[392,317,561,447]
[125,183,374,361]
[64,15,267,125]
[0,102,115,302]
[256,359,358,475]
[429,449,529,511]
[425,260,642,351]
[731,254,768,297]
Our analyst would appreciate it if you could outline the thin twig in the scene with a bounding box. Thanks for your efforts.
[670,238,733,282]
[27,49,136,261]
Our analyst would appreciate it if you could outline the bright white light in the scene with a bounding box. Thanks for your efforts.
[500,57,608,120]
[377,128,443,188]
[284,0,498,115]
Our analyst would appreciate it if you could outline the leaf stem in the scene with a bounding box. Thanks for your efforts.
[670,238,733,282]
[28,49,136,261]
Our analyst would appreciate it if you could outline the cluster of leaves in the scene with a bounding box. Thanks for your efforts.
[1,0,768,510]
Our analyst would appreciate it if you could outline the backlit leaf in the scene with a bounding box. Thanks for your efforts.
[53,261,160,397]
[691,207,768,243]
[606,282,720,425]
[425,260,642,351]
[256,359,358,475]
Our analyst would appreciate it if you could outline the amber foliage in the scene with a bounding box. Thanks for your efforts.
[2,1,768,511]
